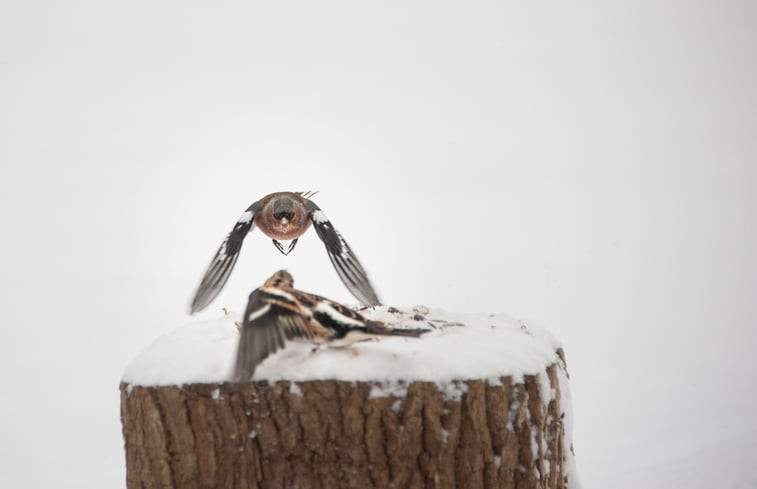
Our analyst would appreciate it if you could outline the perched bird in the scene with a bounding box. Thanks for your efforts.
[232,270,429,382]
[190,191,380,314]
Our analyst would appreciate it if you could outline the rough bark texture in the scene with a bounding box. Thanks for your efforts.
[121,358,571,489]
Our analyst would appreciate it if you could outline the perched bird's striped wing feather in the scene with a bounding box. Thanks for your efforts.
[232,287,317,382]
[301,291,429,338]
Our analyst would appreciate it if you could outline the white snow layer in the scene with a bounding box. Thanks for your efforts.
[122,306,563,386]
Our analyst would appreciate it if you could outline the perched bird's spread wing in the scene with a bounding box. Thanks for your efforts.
[305,200,381,306]
[232,270,429,382]
[190,202,262,314]
[232,284,318,382]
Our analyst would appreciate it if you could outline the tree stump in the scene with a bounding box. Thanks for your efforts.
[120,308,579,489]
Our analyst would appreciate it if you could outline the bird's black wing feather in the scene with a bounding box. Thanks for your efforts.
[305,201,381,306]
[232,287,315,382]
[190,202,262,314]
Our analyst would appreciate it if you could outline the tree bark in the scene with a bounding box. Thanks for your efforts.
[121,352,573,489]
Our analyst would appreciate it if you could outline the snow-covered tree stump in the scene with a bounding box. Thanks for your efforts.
[121,307,579,489]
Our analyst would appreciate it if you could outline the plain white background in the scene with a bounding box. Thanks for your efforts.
[1,1,756,487]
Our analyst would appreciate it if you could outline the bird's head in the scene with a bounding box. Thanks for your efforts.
[258,192,312,240]
[265,269,294,288]
[272,197,296,229]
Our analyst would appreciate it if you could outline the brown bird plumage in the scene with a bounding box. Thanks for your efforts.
[232,270,429,382]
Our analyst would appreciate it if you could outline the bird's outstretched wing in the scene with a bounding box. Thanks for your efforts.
[305,201,381,306]
[190,202,262,314]
[232,285,317,382]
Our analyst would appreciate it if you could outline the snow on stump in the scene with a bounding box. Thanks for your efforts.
[120,307,580,489]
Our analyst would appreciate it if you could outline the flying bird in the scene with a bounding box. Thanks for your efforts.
[190,191,380,314]
[232,270,428,382]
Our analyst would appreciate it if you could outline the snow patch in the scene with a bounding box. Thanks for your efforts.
[122,307,564,391]
[507,396,519,431]
[391,399,402,413]
[437,380,468,402]
[538,371,553,407]
[368,380,408,399]
[289,382,302,397]
[556,355,582,489]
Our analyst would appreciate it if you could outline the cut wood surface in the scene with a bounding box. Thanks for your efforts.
[120,356,575,489]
